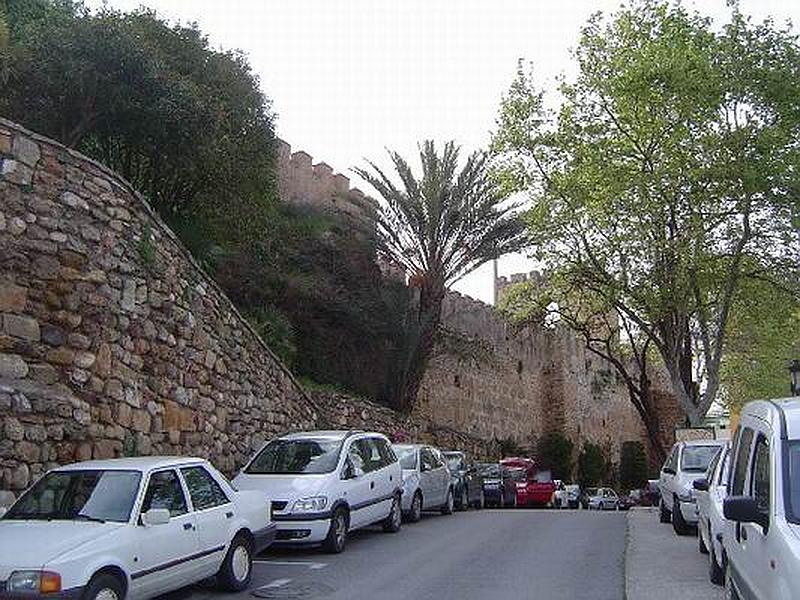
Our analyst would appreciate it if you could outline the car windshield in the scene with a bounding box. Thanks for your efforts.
[246,438,342,474]
[444,453,464,471]
[478,464,500,478]
[3,470,141,523]
[503,467,526,481]
[786,441,800,522]
[681,445,721,472]
[395,447,418,470]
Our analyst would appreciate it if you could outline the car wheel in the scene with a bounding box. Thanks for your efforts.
[382,494,402,533]
[698,524,709,555]
[441,489,454,515]
[709,542,725,586]
[218,534,253,592]
[671,497,692,536]
[407,491,422,523]
[659,499,671,524]
[83,573,124,600]
[323,508,348,554]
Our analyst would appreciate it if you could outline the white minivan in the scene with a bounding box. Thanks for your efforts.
[722,398,800,600]
[233,430,403,553]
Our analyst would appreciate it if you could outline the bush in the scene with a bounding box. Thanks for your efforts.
[536,431,574,480]
[577,443,607,487]
[619,441,648,493]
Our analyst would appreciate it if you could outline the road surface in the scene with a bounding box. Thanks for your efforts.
[170,508,626,600]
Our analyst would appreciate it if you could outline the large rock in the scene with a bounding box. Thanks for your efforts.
[2,314,40,341]
[0,283,26,312]
[0,354,28,379]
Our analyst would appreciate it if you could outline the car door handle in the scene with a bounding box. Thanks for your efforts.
[741,527,748,541]
[183,522,193,531]
[370,481,375,490]
[226,511,233,519]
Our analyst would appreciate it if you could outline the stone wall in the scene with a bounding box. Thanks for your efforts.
[0,118,319,494]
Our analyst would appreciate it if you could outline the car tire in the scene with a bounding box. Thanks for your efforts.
[83,573,124,600]
[218,534,253,592]
[659,500,671,524]
[382,494,402,533]
[441,489,454,515]
[407,491,423,523]
[671,497,692,536]
[699,524,709,555]
[323,508,348,554]
[709,543,725,586]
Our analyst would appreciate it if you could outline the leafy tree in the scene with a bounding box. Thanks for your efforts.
[577,443,607,488]
[536,431,574,480]
[355,141,527,411]
[720,275,800,410]
[493,1,800,460]
[619,441,648,492]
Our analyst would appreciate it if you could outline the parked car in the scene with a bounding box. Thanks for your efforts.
[587,487,620,510]
[500,466,527,507]
[554,480,569,508]
[0,457,275,600]
[442,451,485,510]
[640,479,661,507]
[565,484,581,509]
[475,463,507,507]
[499,458,557,507]
[658,438,725,535]
[233,430,403,553]
[722,399,800,600]
[393,444,454,522]
[617,492,637,511]
[580,487,598,510]
[693,441,730,585]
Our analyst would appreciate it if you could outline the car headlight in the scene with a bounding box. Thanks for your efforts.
[8,571,61,593]
[291,496,328,513]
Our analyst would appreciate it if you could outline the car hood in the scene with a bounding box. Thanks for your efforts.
[0,521,124,573]
[676,471,706,494]
[232,472,328,502]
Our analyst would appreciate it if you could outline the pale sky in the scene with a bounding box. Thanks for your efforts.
[90,0,800,303]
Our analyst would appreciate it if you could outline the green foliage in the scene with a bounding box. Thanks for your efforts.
[536,431,574,480]
[246,305,297,367]
[619,441,649,492]
[136,224,156,267]
[355,141,527,410]
[492,1,800,426]
[577,443,607,487]
[721,276,800,410]
[498,437,523,458]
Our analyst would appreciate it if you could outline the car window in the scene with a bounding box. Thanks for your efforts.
[786,441,800,523]
[705,449,721,481]
[181,466,230,510]
[751,435,770,514]
[664,445,678,472]
[355,438,384,473]
[680,445,720,472]
[376,438,397,467]
[421,448,438,471]
[717,448,731,486]
[246,438,343,475]
[394,446,417,470]
[142,470,188,517]
[732,428,754,496]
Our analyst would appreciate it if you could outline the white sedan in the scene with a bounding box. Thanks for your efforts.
[0,457,275,600]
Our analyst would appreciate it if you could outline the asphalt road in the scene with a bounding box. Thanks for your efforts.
[171,508,627,600]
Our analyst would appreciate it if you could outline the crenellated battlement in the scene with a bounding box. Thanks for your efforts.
[275,138,378,228]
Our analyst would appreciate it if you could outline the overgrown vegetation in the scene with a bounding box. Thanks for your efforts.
[618,441,649,493]
[576,443,608,488]
[536,431,574,480]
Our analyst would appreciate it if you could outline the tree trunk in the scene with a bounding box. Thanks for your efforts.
[393,279,446,413]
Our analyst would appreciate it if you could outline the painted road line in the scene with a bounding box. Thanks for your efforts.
[253,560,327,570]
[257,578,292,590]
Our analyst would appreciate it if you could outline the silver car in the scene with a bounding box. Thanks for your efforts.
[393,444,454,522]
[659,439,724,535]
[693,441,730,586]
[587,487,619,510]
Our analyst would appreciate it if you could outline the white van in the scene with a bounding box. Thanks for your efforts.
[722,398,800,600]
[233,430,403,553]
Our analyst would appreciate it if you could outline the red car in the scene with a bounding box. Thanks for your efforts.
[499,457,557,507]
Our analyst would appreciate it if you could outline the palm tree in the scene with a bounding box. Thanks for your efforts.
[354,141,527,411]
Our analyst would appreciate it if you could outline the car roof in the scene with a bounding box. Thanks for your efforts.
[392,443,423,450]
[280,430,365,441]
[742,398,800,440]
[681,439,725,447]
[54,456,207,472]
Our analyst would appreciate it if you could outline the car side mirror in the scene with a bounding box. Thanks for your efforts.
[662,467,676,475]
[141,508,171,527]
[692,478,709,492]
[724,496,768,530]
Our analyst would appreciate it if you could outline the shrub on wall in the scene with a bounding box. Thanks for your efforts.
[619,441,649,493]
[536,431,574,480]
[577,443,607,487]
